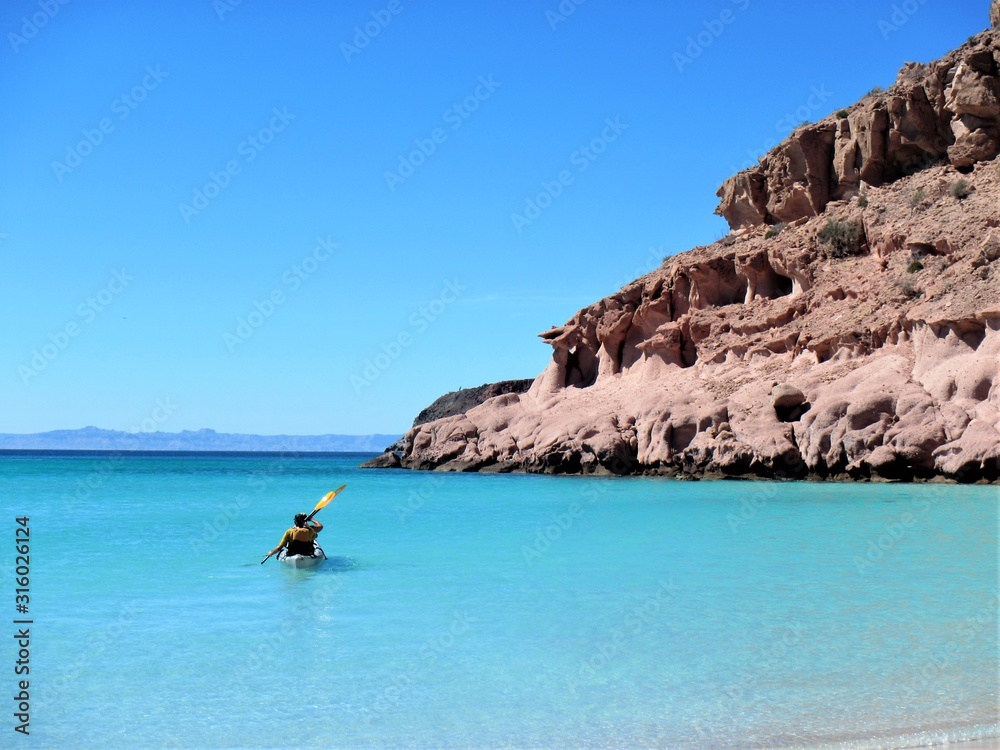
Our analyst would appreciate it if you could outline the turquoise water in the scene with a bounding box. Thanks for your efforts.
[1,452,996,749]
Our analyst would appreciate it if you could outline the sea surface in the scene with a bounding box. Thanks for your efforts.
[0,451,996,750]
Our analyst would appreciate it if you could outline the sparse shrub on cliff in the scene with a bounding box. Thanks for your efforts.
[897,276,922,299]
[950,179,973,200]
[907,260,924,273]
[836,109,849,119]
[909,187,927,208]
[818,218,864,258]
[765,223,785,240]
[857,191,869,208]
[868,86,884,96]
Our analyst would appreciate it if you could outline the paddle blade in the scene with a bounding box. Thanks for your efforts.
[311,484,347,513]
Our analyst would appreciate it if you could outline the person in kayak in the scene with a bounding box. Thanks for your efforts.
[267,513,323,558]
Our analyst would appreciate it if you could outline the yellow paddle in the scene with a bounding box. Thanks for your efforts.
[260,484,347,564]
[305,484,347,522]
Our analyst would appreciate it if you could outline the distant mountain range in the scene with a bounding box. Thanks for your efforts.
[0,427,401,452]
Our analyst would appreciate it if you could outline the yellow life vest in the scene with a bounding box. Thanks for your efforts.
[288,526,315,542]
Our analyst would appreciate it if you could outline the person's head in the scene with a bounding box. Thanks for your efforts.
[294,513,307,527]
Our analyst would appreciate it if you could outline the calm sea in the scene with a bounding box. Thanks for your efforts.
[1,452,996,749]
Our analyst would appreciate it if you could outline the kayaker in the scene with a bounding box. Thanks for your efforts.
[266,513,323,559]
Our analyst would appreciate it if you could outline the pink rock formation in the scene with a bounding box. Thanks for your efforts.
[397,14,1000,483]
[717,26,1000,229]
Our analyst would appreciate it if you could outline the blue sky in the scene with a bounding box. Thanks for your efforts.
[0,0,989,435]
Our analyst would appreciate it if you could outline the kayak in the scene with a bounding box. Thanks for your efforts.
[260,486,346,569]
[276,545,326,569]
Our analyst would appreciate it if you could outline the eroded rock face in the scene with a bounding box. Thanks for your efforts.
[398,157,1000,482]
[766,125,837,223]
[394,8,1000,483]
[717,25,1000,229]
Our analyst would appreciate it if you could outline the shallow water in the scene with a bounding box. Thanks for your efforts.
[1,452,996,749]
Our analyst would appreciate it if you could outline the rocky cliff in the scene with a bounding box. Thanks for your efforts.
[717,19,1000,229]
[393,10,1000,482]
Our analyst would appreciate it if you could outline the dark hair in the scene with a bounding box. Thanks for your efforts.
[294,513,307,526]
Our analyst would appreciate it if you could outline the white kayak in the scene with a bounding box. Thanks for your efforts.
[276,545,326,569]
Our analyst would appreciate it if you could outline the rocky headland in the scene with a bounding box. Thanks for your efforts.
[408,379,535,427]
[360,379,533,468]
[380,7,1000,482]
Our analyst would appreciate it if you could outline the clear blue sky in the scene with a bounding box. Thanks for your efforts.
[0,0,989,435]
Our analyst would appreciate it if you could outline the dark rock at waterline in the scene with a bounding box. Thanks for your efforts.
[358,451,402,469]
